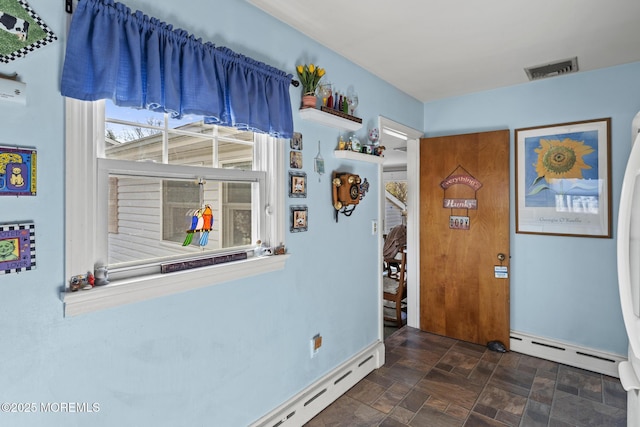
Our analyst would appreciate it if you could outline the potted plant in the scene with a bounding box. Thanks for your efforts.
[296,63,325,108]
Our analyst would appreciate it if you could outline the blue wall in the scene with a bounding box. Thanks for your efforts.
[424,62,640,356]
[1,0,635,425]
[0,0,422,426]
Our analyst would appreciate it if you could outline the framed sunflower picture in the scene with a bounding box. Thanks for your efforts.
[515,118,611,238]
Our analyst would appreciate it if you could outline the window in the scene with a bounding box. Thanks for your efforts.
[64,99,287,316]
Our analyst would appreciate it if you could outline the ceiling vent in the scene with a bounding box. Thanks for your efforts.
[525,57,578,81]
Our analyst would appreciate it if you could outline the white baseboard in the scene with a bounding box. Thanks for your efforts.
[250,341,385,427]
[510,331,624,378]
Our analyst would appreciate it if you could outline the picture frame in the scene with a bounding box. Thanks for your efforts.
[290,205,308,232]
[290,151,302,169]
[515,118,611,238]
[290,132,302,150]
[0,0,57,64]
[0,146,36,196]
[289,171,307,198]
[0,221,36,274]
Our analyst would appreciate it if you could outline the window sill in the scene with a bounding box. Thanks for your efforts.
[62,254,290,317]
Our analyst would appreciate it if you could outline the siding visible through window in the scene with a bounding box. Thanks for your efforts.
[108,177,118,234]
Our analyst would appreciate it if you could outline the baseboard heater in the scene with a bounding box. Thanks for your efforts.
[250,341,385,427]
[510,331,624,377]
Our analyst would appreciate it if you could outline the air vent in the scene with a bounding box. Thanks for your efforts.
[525,57,578,81]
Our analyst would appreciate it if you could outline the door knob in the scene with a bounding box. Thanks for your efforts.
[497,253,506,262]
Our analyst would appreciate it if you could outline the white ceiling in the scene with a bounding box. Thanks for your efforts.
[248,0,640,103]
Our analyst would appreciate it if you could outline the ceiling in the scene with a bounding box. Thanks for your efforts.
[247,0,640,103]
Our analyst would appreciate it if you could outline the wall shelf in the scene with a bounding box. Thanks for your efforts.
[299,107,363,132]
[334,150,385,164]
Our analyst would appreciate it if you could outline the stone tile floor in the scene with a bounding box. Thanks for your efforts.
[306,327,626,427]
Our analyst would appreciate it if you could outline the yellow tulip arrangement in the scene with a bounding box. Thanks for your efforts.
[296,63,326,95]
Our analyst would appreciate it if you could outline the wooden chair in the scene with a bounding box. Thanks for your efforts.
[383,250,407,328]
[383,225,406,279]
[384,253,402,279]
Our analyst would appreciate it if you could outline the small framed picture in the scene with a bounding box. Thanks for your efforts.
[290,205,308,232]
[290,132,303,150]
[0,222,36,275]
[0,146,37,196]
[289,171,307,198]
[290,151,302,169]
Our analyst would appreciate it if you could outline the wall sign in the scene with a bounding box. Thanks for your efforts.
[441,165,482,230]
[0,221,35,274]
[0,0,57,63]
[0,146,36,196]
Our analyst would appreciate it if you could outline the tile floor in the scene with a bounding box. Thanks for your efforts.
[306,327,627,427]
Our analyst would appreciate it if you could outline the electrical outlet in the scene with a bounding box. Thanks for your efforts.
[371,220,377,235]
[310,334,322,358]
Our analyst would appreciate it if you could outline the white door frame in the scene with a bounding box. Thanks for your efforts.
[406,136,420,328]
[378,116,423,329]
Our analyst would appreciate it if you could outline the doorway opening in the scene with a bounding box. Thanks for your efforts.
[378,116,423,339]
[383,171,408,339]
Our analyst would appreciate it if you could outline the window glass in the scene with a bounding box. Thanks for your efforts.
[103,100,260,271]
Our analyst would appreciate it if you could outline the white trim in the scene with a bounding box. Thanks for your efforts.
[510,330,624,377]
[406,136,420,328]
[250,341,385,427]
[379,116,423,140]
[376,162,384,342]
[66,98,102,277]
[63,254,290,316]
[255,133,285,248]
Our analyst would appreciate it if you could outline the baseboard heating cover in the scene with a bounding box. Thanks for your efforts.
[250,341,385,427]
[510,331,624,378]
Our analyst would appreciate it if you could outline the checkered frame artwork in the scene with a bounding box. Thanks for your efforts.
[0,221,35,274]
[0,0,57,63]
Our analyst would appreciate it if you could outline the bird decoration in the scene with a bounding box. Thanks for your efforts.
[199,205,213,246]
[182,205,214,246]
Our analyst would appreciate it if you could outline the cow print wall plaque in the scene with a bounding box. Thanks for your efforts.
[0,0,56,63]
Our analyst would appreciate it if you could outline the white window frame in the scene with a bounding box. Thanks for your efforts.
[63,99,288,316]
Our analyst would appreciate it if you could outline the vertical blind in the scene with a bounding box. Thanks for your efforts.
[61,0,294,138]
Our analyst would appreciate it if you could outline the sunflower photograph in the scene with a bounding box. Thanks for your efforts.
[515,118,611,238]
[525,131,598,207]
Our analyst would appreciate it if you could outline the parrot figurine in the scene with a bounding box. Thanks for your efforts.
[199,205,213,246]
[182,205,214,247]
[182,208,203,246]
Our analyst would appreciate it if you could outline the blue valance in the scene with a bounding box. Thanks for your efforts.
[61,0,294,138]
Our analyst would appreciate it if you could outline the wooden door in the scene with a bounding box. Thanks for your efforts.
[419,130,510,348]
